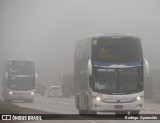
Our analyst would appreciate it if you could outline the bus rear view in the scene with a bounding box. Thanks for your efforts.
[74,33,149,115]
[2,60,36,103]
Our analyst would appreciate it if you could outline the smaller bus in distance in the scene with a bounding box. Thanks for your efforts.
[2,60,37,103]
[74,33,149,115]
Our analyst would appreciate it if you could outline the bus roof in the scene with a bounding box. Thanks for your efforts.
[6,59,34,62]
[76,33,139,43]
[91,33,139,38]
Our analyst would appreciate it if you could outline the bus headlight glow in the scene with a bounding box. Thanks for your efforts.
[30,92,34,95]
[137,96,141,100]
[96,96,101,101]
[9,91,13,95]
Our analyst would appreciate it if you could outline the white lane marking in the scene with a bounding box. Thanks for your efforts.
[88,120,97,123]
[88,120,110,123]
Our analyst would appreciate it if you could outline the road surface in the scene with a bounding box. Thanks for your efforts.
[9,95,160,123]
[14,95,160,114]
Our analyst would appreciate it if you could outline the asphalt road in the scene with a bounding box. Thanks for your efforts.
[14,95,160,114]
[1,90,160,122]
[9,95,160,123]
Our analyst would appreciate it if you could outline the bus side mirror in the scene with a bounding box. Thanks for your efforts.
[143,58,149,75]
[87,59,92,76]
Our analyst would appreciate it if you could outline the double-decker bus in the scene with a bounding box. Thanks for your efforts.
[2,60,37,103]
[74,33,149,115]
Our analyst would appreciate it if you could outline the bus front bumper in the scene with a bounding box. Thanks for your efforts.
[90,99,143,112]
[7,91,34,100]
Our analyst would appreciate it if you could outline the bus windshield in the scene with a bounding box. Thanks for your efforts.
[92,67,143,94]
[92,37,143,63]
[7,76,35,91]
[8,61,35,75]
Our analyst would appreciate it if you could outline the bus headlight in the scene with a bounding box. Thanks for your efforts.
[96,96,101,101]
[30,92,34,95]
[9,91,13,95]
[136,96,141,101]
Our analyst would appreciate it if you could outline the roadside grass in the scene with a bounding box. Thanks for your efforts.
[0,100,19,114]
[0,100,51,114]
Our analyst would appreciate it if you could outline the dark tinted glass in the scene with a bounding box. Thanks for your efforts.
[119,67,143,92]
[92,37,143,63]
[93,67,118,92]
[8,61,35,74]
[92,66,143,94]
[8,76,35,90]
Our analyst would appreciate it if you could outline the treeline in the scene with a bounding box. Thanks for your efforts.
[61,74,75,97]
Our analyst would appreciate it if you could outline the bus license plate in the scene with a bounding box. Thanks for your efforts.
[114,105,123,109]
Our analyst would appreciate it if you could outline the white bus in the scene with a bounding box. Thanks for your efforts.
[74,33,149,115]
[2,60,37,103]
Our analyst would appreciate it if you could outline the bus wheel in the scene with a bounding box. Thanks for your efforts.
[91,111,97,115]
[79,110,86,116]
[87,110,97,116]
[75,96,80,109]
[86,104,97,116]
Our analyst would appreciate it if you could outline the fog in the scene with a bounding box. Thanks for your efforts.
[0,0,160,86]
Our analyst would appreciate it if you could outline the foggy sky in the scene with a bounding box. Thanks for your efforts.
[0,0,160,85]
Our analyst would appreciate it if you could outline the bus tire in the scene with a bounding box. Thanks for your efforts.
[79,110,86,116]
[91,111,97,115]
[85,102,97,116]
[87,110,97,116]
[75,95,80,109]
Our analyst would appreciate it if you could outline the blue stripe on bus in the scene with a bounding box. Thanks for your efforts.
[92,60,143,67]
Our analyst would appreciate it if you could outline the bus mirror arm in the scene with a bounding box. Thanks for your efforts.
[35,73,38,79]
[5,72,8,80]
[87,59,92,76]
[143,58,149,75]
